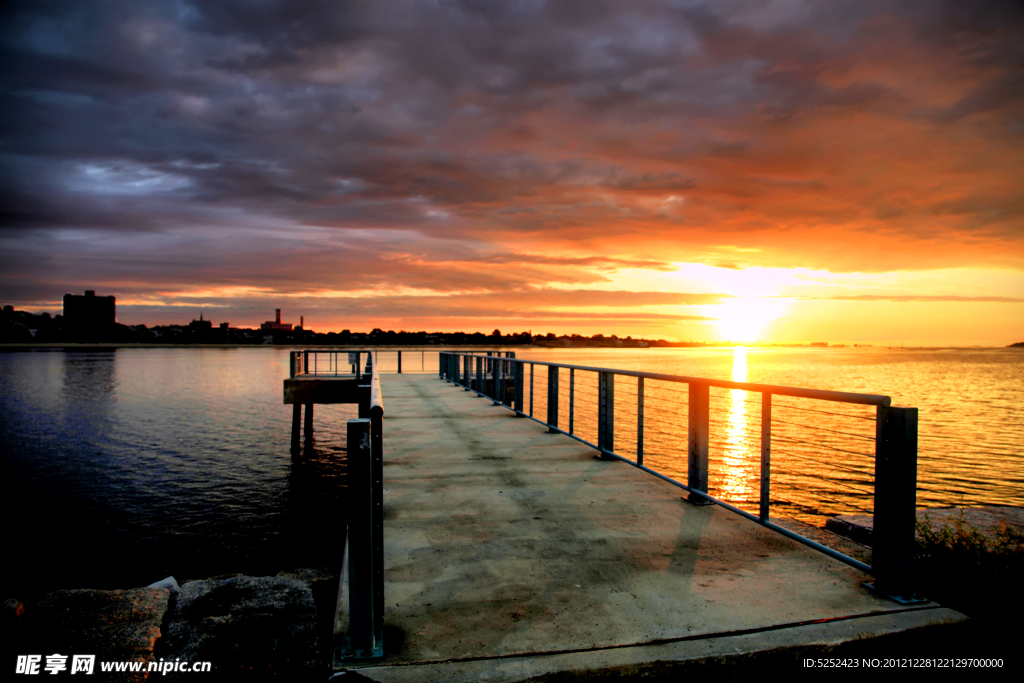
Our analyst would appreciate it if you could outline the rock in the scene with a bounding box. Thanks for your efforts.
[162,575,319,680]
[824,514,875,546]
[2,598,26,662]
[28,588,169,683]
[3,597,24,629]
[276,567,336,584]
[276,568,339,613]
[147,576,181,599]
[825,506,1024,546]
[277,568,341,657]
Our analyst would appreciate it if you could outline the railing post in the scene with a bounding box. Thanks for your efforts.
[493,358,503,405]
[453,353,461,386]
[476,356,483,396]
[760,393,771,523]
[304,350,309,375]
[464,356,471,390]
[439,352,444,378]
[369,404,384,652]
[397,350,402,374]
[546,366,559,432]
[598,371,615,459]
[637,377,644,466]
[687,382,712,504]
[341,418,383,658]
[528,362,536,417]
[291,403,301,455]
[514,362,524,416]
[873,405,919,600]
[304,403,314,445]
[569,368,575,435]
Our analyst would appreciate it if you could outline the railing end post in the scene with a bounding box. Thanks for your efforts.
[872,405,920,601]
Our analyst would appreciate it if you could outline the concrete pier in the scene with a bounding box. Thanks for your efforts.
[337,374,964,680]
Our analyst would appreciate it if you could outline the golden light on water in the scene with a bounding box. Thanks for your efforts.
[716,346,756,505]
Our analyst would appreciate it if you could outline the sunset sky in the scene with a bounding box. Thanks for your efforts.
[2,1,1022,345]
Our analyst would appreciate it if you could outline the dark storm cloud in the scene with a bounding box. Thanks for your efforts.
[2,0,1023,324]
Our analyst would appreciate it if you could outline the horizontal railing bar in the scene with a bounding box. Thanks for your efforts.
[369,352,383,416]
[453,354,891,407]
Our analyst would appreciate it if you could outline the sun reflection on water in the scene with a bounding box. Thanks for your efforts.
[717,346,755,505]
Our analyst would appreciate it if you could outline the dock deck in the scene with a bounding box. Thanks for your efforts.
[337,373,964,681]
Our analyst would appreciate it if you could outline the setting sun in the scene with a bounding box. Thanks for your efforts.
[705,297,789,343]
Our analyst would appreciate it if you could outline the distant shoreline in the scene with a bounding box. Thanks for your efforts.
[0,342,1015,351]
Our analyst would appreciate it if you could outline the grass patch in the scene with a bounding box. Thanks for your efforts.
[915,510,1024,618]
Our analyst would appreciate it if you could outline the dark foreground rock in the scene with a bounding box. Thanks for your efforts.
[26,588,168,682]
[160,575,319,680]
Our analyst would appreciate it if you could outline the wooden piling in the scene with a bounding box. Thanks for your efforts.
[291,403,302,455]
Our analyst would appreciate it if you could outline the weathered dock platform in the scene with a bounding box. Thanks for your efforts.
[336,374,964,681]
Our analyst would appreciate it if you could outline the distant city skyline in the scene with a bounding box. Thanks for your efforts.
[2,2,1022,346]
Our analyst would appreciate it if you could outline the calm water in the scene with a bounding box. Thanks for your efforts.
[2,346,1021,599]
[1,348,357,601]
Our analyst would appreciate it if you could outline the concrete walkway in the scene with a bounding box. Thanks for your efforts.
[339,374,964,681]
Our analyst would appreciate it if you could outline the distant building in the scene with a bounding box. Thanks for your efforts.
[189,311,213,331]
[260,308,293,332]
[62,290,116,340]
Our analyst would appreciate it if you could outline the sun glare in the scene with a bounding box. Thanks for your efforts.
[708,297,787,342]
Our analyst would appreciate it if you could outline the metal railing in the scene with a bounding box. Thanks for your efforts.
[339,352,385,660]
[291,349,371,377]
[439,351,919,599]
[291,348,445,376]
